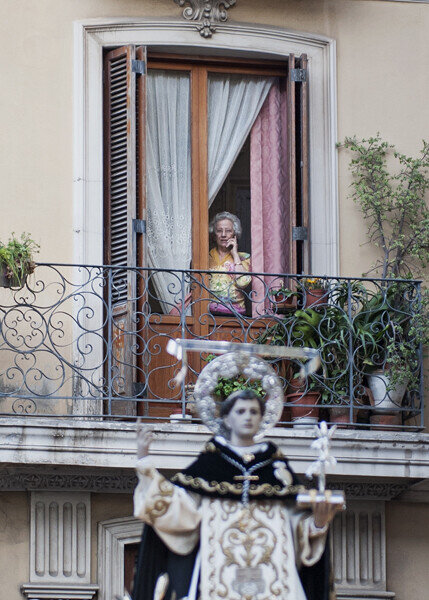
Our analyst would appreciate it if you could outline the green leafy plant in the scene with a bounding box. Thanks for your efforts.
[203,354,265,401]
[339,135,429,398]
[0,232,39,287]
[269,286,297,300]
[339,134,429,279]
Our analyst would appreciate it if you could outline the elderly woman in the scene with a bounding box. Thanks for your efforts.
[208,212,251,315]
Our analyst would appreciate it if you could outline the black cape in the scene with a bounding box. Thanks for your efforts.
[132,438,332,600]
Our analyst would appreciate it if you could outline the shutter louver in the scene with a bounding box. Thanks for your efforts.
[104,47,136,303]
[103,45,146,413]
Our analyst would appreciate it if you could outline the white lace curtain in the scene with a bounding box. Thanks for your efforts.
[208,74,274,204]
[146,71,273,312]
[146,70,192,313]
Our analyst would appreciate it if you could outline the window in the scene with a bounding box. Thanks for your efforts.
[103,46,310,411]
[103,48,309,280]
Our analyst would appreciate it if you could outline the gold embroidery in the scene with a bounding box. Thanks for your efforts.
[204,441,217,453]
[145,477,174,522]
[219,502,278,598]
[170,472,305,497]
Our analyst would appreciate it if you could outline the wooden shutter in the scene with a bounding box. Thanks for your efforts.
[288,53,310,274]
[103,45,147,413]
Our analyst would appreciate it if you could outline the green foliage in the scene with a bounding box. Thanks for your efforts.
[202,354,265,401]
[338,134,429,279]
[212,376,265,401]
[0,232,39,287]
[338,134,429,395]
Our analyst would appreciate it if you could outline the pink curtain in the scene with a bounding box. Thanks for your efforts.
[250,79,289,315]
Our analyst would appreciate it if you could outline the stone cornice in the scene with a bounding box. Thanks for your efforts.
[1,418,429,480]
[0,465,411,500]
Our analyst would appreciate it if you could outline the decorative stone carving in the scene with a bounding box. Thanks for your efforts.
[332,500,395,600]
[327,481,409,501]
[174,0,237,37]
[0,469,137,493]
[21,492,96,600]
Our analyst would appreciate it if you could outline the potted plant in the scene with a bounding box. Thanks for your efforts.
[269,285,297,313]
[299,277,328,308]
[286,376,321,427]
[340,134,429,423]
[0,232,39,288]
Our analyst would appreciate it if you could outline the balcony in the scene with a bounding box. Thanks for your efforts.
[0,264,423,431]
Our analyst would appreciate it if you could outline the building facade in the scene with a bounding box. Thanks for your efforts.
[0,1,429,599]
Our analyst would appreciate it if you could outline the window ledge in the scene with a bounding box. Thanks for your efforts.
[0,418,428,480]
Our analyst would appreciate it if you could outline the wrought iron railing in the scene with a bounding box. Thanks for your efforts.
[0,264,424,430]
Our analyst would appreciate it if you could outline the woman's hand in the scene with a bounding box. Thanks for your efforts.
[137,420,155,459]
[311,499,342,529]
[227,236,240,261]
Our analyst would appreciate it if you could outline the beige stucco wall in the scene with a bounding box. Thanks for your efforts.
[90,492,133,581]
[386,500,429,599]
[0,492,29,600]
[0,0,428,276]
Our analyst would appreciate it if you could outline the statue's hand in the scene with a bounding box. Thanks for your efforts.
[311,499,342,529]
[137,420,155,459]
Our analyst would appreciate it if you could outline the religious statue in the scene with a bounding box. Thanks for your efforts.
[132,344,341,600]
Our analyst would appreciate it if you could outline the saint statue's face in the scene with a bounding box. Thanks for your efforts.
[214,218,235,252]
[223,398,263,443]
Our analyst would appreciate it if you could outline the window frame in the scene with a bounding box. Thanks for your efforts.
[74,19,338,277]
[142,56,290,273]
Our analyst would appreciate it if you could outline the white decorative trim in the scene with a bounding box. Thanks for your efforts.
[174,0,237,37]
[73,18,339,277]
[98,516,143,600]
[21,583,98,600]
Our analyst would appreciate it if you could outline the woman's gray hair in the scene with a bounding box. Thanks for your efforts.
[209,212,242,240]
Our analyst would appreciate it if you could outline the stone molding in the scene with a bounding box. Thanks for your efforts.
[333,501,389,596]
[98,516,143,600]
[20,583,98,600]
[29,492,91,585]
[1,418,429,479]
[174,0,237,37]
[336,593,394,600]
[327,482,409,501]
[0,469,137,493]
[0,466,411,500]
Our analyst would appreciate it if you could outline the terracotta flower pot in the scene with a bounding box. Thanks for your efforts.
[287,391,320,427]
[328,405,354,428]
[369,413,402,430]
[304,288,326,308]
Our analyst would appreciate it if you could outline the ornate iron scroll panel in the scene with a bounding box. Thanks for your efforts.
[0,264,423,429]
